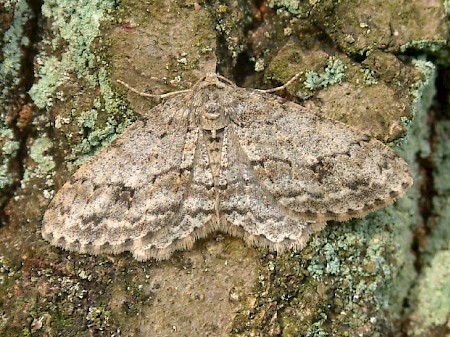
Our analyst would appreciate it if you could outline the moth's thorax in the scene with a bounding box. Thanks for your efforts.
[192,82,231,134]
[199,106,229,134]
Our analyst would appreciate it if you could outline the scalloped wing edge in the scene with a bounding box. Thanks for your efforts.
[42,220,327,261]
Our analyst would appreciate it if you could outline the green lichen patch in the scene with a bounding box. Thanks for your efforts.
[25,0,145,181]
[303,57,346,90]
[17,0,136,217]
[28,137,55,175]
[0,0,32,104]
[0,127,20,191]
[28,0,116,109]
[27,56,65,110]
[400,40,450,64]
[267,0,311,18]
[407,250,450,336]
[65,72,136,170]
[418,118,450,267]
[0,0,34,204]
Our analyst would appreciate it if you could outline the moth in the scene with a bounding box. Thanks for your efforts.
[42,73,413,260]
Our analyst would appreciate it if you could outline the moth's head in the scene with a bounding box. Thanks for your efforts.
[192,74,231,131]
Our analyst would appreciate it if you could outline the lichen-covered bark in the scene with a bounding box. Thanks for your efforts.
[0,0,33,212]
[0,0,449,336]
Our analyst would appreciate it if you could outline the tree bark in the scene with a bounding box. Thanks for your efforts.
[0,0,449,336]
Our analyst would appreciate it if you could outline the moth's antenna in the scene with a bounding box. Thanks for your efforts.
[116,79,192,99]
[215,74,237,86]
[257,73,302,94]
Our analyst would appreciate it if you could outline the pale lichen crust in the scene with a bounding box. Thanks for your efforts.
[42,74,413,261]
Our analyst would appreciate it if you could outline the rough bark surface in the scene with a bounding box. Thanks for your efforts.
[0,0,449,336]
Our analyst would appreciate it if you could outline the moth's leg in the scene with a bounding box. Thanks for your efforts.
[256,73,302,94]
[116,79,192,99]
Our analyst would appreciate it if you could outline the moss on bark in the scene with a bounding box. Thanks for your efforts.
[1,0,449,336]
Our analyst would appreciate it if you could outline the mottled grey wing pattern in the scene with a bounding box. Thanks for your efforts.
[218,128,326,251]
[134,133,218,260]
[230,88,412,222]
[42,98,210,260]
[43,74,413,261]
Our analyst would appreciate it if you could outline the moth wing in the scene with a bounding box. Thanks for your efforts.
[42,98,207,260]
[218,128,326,251]
[231,88,412,222]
